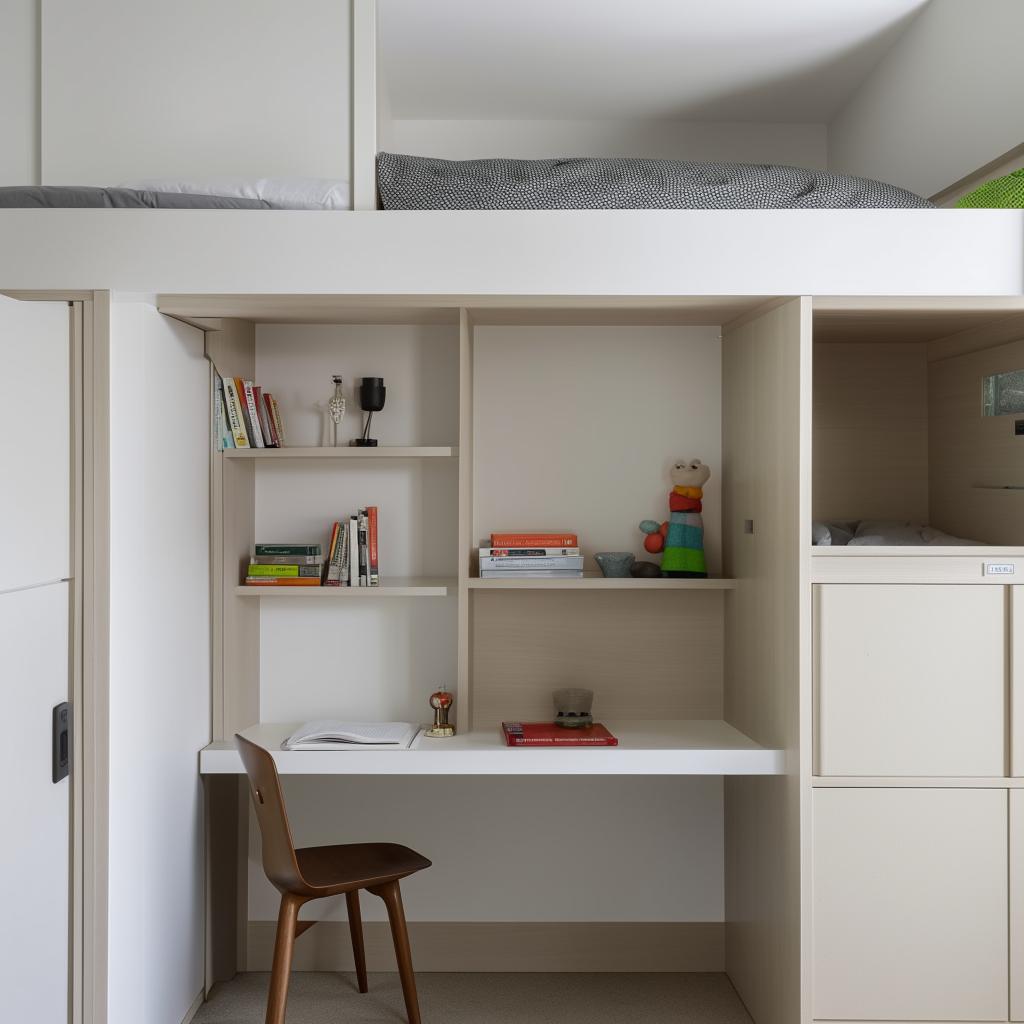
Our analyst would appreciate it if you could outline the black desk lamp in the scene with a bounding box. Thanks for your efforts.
[352,377,386,447]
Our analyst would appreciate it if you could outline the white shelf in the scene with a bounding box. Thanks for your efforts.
[235,577,455,598]
[199,720,783,776]
[468,575,736,590]
[223,445,457,459]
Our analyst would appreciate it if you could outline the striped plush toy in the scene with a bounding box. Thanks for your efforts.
[639,459,710,578]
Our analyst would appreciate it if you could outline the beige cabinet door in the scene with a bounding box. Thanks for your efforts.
[1013,790,1024,1020]
[813,788,1008,1021]
[1014,588,1024,777]
[815,584,1006,776]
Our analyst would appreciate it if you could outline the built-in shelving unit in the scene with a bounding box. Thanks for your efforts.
[468,575,736,590]
[234,577,455,597]
[200,720,783,776]
[223,445,457,459]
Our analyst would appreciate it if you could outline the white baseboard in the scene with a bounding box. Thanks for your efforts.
[179,989,204,1024]
[247,921,724,972]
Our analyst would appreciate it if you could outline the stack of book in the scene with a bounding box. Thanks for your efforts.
[243,509,380,588]
[245,543,323,587]
[323,508,379,587]
[214,370,286,450]
[479,532,582,579]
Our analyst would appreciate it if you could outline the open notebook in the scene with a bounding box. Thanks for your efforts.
[281,721,420,751]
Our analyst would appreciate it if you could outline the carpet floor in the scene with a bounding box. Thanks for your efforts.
[193,971,753,1023]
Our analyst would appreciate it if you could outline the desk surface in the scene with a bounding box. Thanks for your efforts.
[200,720,784,776]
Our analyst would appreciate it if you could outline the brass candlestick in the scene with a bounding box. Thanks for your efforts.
[425,689,455,738]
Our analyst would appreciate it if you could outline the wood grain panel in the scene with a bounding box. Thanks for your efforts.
[813,341,929,523]
[470,590,723,729]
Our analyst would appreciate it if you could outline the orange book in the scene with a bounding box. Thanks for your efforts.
[491,532,578,547]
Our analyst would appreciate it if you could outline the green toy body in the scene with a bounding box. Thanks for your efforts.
[639,458,710,579]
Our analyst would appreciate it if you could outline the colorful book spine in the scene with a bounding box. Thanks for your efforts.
[246,564,322,578]
[254,544,322,557]
[213,379,234,451]
[368,506,379,586]
[269,395,286,447]
[242,380,265,448]
[233,378,256,445]
[261,393,280,447]
[254,387,277,448]
[324,522,348,586]
[243,577,321,587]
[491,533,578,547]
[479,556,583,571]
[251,554,322,566]
[221,377,250,448]
[349,515,360,586]
[480,547,580,557]
[358,510,368,587]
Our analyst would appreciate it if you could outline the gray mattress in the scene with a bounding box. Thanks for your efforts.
[377,153,934,210]
[0,186,271,209]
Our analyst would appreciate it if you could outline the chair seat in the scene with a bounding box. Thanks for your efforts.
[295,842,431,894]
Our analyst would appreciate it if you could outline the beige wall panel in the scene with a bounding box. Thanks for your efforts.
[929,336,1024,545]
[1012,789,1024,1020]
[813,788,1008,1022]
[813,341,929,524]
[470,590,723,730]
[721,298,810,1024]
[815,584,1006,776]
[1016,588,1024,778]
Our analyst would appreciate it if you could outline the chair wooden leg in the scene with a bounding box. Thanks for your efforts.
[346,889,369,993]
[265,893,301,1024]
[370,880,422,1024]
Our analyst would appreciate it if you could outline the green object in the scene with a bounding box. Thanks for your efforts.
[955,168,1024,208]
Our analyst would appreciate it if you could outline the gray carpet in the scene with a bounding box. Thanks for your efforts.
[193,972,753,1023]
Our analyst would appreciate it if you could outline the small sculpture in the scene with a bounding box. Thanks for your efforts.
[594,551,635,578]
[553,687,594,728]
[630,560,661,579]
[324,375,346,447]
[425,689,455,737]
[639,458,710,578]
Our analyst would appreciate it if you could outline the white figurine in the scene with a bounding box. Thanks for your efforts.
[324,375,346,446]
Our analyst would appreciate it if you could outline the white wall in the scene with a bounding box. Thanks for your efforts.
[40,0,351,184]
[107,300,210,1024]
[0,0,37,185]
[829,0,1024,198]
[382,120,828,169]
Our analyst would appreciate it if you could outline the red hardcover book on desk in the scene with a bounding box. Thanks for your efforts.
[500,722,618,746]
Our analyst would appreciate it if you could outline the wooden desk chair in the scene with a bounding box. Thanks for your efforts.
[235,734,432,1024]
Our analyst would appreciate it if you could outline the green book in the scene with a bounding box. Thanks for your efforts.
[254,543,322,557]
[246,564,321,578]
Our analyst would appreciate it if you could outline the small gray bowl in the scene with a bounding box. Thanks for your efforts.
[595,551,635,578]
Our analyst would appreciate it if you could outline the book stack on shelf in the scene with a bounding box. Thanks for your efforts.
[500,722,619,746]
[214,369,286,450]
[245,543,323,587]
[244,508,380,588]
[324,508,380,587]
[479,533,582,579]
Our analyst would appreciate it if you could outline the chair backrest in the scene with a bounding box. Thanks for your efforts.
[235,734,307,894]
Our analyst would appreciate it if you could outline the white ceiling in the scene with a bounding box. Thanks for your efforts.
[379,0,930,122]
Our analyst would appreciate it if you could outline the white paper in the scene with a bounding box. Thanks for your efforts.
[282,720,419,750]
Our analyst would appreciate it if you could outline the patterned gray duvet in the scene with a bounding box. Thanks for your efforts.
[0,186,271,208]
[377,153,934,209]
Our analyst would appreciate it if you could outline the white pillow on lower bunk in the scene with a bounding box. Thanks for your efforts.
[118,177,351,210]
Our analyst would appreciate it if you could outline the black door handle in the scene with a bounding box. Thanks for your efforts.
[53,702,71,783]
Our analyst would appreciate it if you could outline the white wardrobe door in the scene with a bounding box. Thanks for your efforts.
[1013,789,1024,1020]
[0,294,70,592]
[815,584,1006,776]
[0,582,70,1023]
[813,788,1008,1021]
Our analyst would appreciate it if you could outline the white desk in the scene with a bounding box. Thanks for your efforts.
[200,720,784,776]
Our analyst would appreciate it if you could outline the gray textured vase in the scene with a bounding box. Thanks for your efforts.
[595,551,635,578]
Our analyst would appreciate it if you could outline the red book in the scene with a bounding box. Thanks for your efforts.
[491,532,578,547]
[500,722,618,746]
[261,392,280,447]
[368,506,379,585]
[243,577,321,587]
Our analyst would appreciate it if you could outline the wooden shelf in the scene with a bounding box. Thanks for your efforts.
[235,577,455,598]
[200,719,783,776]
[223,445,457,459]
[467,575,736,590]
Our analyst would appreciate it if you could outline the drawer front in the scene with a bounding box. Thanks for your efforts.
[815,584,1006,776]
[813,788,1008,1022]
